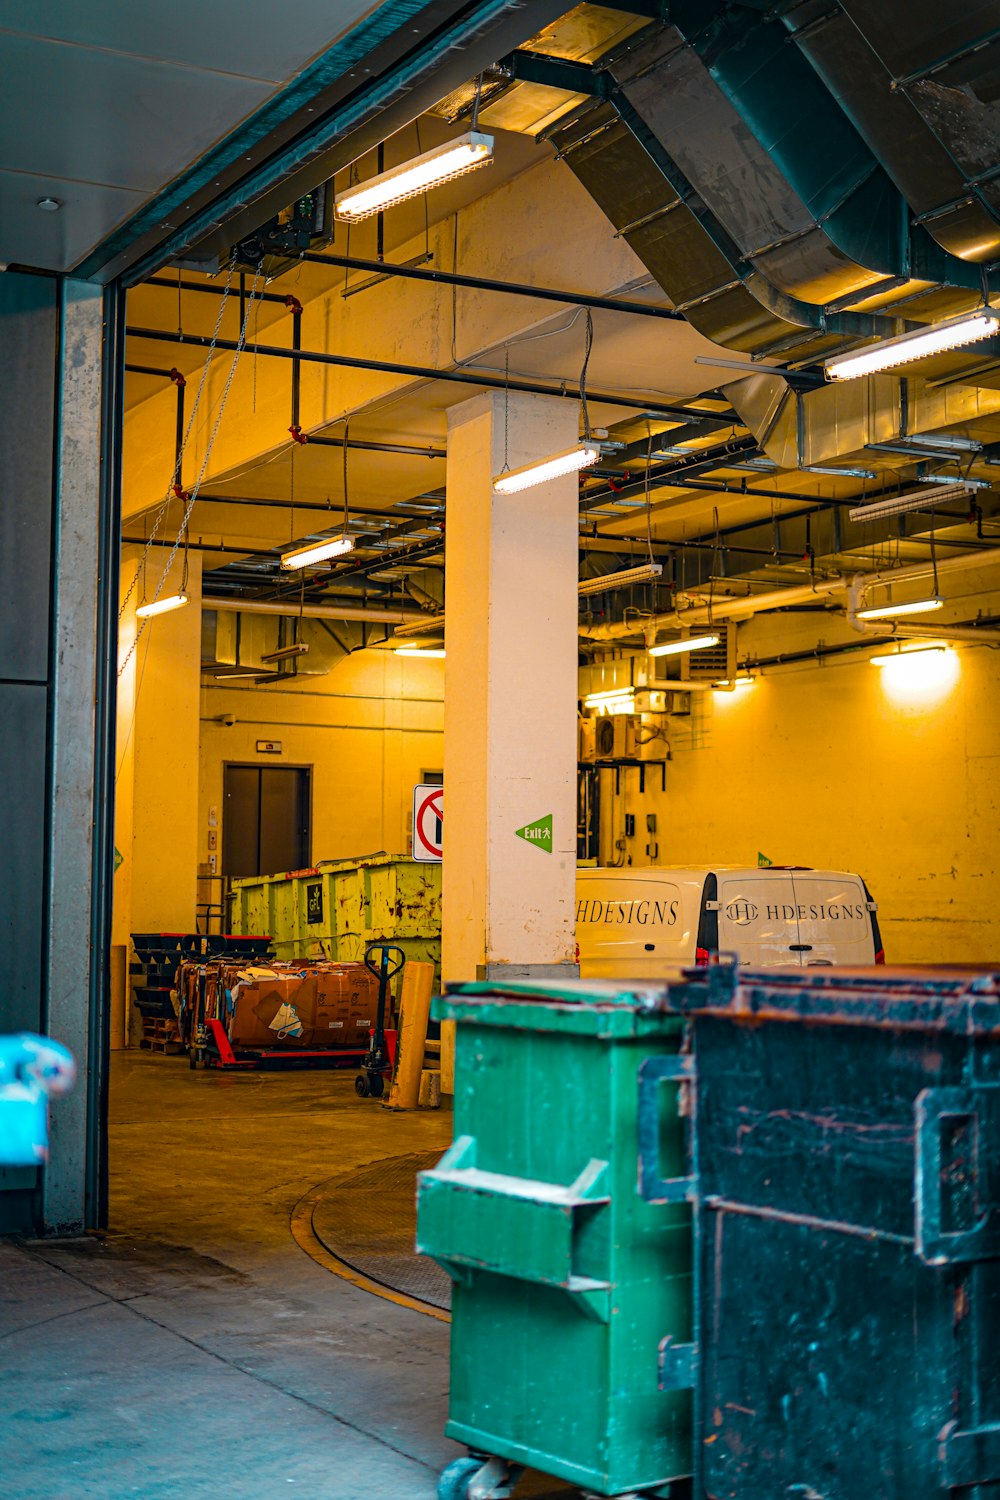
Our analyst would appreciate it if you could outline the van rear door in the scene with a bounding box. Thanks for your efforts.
[717,873,800,966]
[576,872,687,977]
[788,872,877,965]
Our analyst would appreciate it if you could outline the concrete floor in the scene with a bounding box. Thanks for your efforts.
[0,1053,507,1500]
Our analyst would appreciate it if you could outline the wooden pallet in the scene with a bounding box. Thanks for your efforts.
[140,1018,184,1055]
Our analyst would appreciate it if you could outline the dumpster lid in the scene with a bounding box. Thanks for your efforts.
[446,977,674,1007]
[678,964,1000,1035]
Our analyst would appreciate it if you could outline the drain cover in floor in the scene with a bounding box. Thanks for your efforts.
[311,1150,452,1311]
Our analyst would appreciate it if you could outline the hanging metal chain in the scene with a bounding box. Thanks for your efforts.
[119,264,263,676]
[120,254,238,619]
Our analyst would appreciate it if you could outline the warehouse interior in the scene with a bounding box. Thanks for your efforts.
[4,3,1000,1498]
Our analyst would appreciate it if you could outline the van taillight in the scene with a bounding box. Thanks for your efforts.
[574,942,580,963]
[875,947,885,965]
[695,947,710,966]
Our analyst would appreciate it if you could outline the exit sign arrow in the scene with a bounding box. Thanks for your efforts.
[515,814,552,853]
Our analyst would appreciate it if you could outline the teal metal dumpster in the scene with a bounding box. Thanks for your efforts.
[416,978,693,1500]
[660,964,1000,1500]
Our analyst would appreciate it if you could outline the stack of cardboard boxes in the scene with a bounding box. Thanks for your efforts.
[179,959,382,1051]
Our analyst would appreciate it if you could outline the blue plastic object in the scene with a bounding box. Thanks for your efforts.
[0,1033,76,1167]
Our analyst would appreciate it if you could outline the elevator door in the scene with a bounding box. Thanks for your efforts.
[222,765,311,877]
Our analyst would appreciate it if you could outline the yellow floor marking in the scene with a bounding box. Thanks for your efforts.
[290,1181,451,1324]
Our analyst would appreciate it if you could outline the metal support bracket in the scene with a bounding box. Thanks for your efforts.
[658,1336,697,1392]
[637,1055,695,1204]
[915,1085,1000,1265]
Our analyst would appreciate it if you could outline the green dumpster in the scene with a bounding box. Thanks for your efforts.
[416,978,692,1500]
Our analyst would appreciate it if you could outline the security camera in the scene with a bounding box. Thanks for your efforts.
[220,712,236,727]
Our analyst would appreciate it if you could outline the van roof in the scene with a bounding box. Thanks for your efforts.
[577,866,864,881]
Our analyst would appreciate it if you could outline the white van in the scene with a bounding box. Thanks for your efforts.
[576,866,883,977]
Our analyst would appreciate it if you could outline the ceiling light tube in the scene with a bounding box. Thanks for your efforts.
[395,646,445,658]
[869,643,948,666]
[260,642,310,663]
[136,592,188,619]
[280,535,355,569]
[849,482,972,522]
[856,597,943,620]
[579,562,662,596]
[712,674,754,690]
[493,442,601,495]
[334,132,494,221]
[648,633,720,658]
[826,308,1000,381]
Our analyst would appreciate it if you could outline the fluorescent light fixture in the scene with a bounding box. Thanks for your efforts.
[334,132,493,221]
[918,473,991,489]
[136,592,188,619]
[896,431,982,453]
[849,482,972,523]
[856,597,943,621]
[280,535,354,570]
[869,643,948,666]
[579,563,662,596]
[801,464,877,480]
[584,688,636,714]
[712,674,754,690]
[261,642,310,663]
[648,633,720,658]
[395,646,445,658]
[826,308,1000,381]
[493,442,601,495]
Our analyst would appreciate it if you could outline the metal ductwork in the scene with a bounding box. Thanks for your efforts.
[807,1,1000,267]
[546,6,995,368]
[725,367,1000,471]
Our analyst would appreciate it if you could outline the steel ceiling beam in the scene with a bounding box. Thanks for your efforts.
[125,323,729,421]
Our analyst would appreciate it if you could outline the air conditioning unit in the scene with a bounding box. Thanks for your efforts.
[595,715,617,760]
[578,718,597,763]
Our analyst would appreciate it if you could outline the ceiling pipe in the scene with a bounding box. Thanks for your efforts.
[298,251,683,322]
[203,597,423,625]
[579,548,1000,641]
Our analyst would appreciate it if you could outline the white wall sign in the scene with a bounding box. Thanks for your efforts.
[412,784,443,862]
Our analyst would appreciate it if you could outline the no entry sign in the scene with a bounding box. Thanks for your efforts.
[412,784,443,863]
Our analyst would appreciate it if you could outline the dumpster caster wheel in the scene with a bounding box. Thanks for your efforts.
[368,1071,385,1099]
[354,1074,370,1098]
[437,1458,481,1500]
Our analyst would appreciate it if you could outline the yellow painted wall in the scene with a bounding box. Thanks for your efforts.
[593,582,1000,963]
[114,547,203,939]
[198,646,443,870]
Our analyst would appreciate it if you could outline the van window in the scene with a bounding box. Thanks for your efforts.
[717,874,799,966]
[789,874,876,965]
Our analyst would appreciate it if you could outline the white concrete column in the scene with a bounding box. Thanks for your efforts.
[441,391,580,1087]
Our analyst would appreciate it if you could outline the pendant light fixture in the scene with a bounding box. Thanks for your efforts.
[648,634,720,658]
[136,592,188,619]
[280,534,354,569]
[334,132,493,221]
[848,481,972,523]
[856,597,943,621]
[493,310,602,495]
[825,307,1000,382]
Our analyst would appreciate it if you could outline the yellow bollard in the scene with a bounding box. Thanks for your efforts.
[386,960,435,1110]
